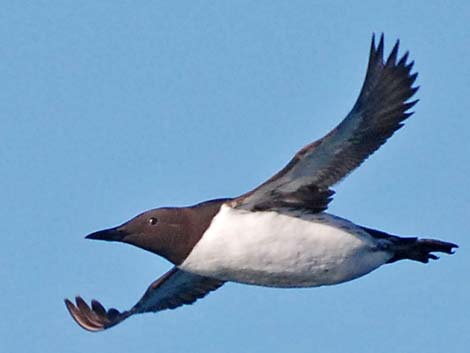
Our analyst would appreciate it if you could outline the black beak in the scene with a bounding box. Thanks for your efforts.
[85,227,128,242]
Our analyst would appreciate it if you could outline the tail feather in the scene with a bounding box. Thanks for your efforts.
[360,226,458,264]
[386,237,458,264]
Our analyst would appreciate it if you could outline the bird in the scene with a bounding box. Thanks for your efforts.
[65,34,458,332]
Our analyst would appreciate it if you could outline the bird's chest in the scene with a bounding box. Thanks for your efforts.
[180,206,389,287]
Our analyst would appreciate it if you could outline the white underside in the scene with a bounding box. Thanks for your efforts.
[180,205,393,288]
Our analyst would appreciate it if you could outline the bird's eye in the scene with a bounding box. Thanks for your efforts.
[148,217,159,225]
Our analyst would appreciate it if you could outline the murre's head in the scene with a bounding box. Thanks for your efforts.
[86,199,227,265]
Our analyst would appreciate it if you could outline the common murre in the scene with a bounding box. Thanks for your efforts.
[65,34,458,332]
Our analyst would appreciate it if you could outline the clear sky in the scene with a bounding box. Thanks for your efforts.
[1,1,469,352]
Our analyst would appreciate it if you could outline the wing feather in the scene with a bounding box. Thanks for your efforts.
[65,268,224,331]
[233,34,418,212]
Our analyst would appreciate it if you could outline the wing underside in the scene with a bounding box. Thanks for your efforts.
[65,267,224,331]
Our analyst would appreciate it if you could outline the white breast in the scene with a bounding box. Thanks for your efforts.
[180,205,393,287]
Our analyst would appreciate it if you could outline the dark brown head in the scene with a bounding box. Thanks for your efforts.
[86,198,228,265]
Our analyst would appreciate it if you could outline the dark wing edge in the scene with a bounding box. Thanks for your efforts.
[64,267,225,332]
[232,33,418,212]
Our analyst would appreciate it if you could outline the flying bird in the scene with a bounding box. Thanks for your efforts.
[65,34,457,332]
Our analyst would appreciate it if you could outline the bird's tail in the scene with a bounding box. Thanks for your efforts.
[361,226,458,263]
[385,237,458,263]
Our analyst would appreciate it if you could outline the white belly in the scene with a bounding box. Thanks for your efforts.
[180,205,393,287]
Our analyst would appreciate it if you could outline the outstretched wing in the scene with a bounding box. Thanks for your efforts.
[232,34,418,212]
[65,267,224,332]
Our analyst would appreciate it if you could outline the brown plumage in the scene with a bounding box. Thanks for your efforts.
[64,34,457,333]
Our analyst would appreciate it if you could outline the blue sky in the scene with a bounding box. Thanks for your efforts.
[1,1,469,352]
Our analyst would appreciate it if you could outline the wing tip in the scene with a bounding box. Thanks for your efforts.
[369,33,416,70]
[64,296,128,332]
[377,33,384,58]
[364,33,419,105]
[386,39,400,66]
[370,32,385,62]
